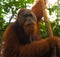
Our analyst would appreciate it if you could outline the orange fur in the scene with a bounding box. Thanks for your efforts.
[1,9,59,57]
[31,0,47,22]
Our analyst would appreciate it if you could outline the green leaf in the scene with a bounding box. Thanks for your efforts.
[26,0,34,3]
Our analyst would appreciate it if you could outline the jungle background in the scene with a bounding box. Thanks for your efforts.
[0,0,60,56]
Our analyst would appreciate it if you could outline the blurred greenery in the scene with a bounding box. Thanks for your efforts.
[0,0,60,48]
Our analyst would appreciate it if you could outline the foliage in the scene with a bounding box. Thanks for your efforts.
[38,21,60,38]
[0,0,34,30]
[51,21,60,36]
[38,22,48,38]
